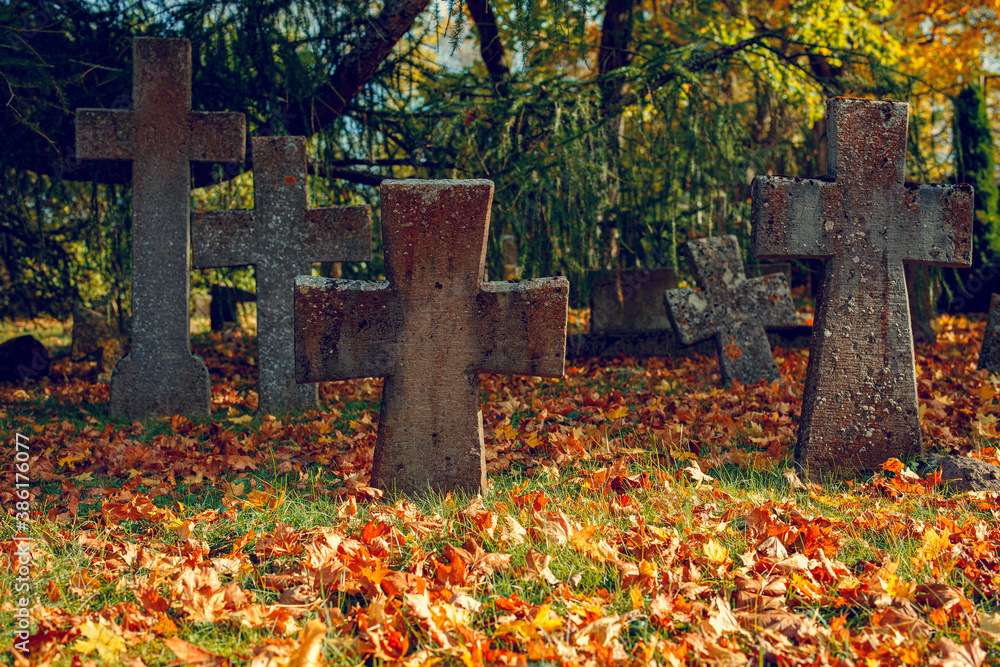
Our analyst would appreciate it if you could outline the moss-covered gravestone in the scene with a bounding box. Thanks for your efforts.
[751,98,973,475]
[295,180,569,496]
[192,137,371,414]
[75,38,245,419]
[663,235,797,386]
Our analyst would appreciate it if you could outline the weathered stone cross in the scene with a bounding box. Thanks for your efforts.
[76,37,245,419]
[295,180,569,496]
[664,235,797,385]
[192,136,371,414]
[751,98,973,474]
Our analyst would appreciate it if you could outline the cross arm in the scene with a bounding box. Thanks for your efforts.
[899,183,974,267]
[188,113,246,164]
[737,274,799,330]
[474,277,569,377]
[191,210,257,268]
[302,206,372,264]
[751,176,836,260]
[75,110,135,161]
[294,276,398,383]
[663,288,724,345]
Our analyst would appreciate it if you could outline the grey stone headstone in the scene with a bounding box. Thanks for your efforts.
[295,180,568,496]
[751,97,973,475]
[977,293,1000,374]
[75,37,245,419]
[192,136,371,414]
[664,235,797,386]
[590,268,678,334]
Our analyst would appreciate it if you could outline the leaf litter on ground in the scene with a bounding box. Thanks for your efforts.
[1,311,999,665]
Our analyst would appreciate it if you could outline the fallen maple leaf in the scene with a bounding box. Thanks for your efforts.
[524,549,559,585]
[286,618,327,667]
[72,620,126,661]
[163,636,223,665]
[682,461,714,486]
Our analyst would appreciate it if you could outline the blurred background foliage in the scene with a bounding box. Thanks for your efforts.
[1,0,998,315]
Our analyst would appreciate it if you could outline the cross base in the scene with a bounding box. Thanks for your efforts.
[110,352,211,419]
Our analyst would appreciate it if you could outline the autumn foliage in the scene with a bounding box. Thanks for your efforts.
[2,310,1000,665]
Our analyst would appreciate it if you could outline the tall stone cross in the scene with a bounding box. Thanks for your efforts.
[751,98,973,474]
[663,235,797,385]
[192,136,371,414]
[295,180,569,496]
[75,38,245,419]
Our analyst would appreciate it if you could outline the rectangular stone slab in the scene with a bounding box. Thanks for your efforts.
[751,97,973,475]
[590,268,678,334]
[191,136,371,414]
[664,235,798,386]
[296,180,568,496]
[565,330,717,360]
[75,37,245,419]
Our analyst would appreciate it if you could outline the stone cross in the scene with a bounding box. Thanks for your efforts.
[751,97,973,474]
[192,136,371,414]
[295,180,569,496]
[978,294,1000,374]
[664,236,797,385]
[76,38,245,419]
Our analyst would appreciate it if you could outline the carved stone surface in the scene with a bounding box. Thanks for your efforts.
[977,293,1000,374]
[76,37,245,419]
[751,97,974,475]
[192,136,371,414]
[664,236,797,385]
[590,268,678,334]
[295,180,569,496]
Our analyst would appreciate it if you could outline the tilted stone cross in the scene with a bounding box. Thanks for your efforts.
[192,136,371,414]
[76,37,245,419]
[295,180,569,496]
[664,235,797,385]
[751,98,973,474]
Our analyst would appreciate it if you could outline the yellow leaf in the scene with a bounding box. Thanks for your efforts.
[228,415,252,424]
[629,586,644,610]
[980,384,997,403]
[980,612,1000,637]
[704,538,729,564]
[533,604,563,632]
[912,528,951,568]
[607,405,629,420]
[72,621,126,661]
[288,618,328,667]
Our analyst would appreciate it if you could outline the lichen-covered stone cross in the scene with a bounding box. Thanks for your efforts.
[294,180,569,496]
[192,137,371,414]
[751,97,973,475]
[75,37,245,419]
[663,235,797,385]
